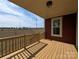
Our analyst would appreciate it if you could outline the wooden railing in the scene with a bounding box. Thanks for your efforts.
[0,33,44,58]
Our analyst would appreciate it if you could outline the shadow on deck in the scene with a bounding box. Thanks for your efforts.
[7,42,47,59]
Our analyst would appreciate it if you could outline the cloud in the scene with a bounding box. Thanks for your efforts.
[0,13,37,27]
[0,0,44,28]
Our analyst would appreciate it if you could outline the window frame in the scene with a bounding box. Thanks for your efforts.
[51,17,62,37]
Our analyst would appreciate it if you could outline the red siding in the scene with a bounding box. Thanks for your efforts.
[45,19,51,39]
[45,13,77,45]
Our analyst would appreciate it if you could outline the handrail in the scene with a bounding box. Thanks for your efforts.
[0,33,40,40]
[0,33,44,58]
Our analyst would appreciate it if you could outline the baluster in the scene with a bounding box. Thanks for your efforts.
[24,35,25,47]
[18,37,20,49]
[14,38,16,51]
[1,41,3,57]
[9,39,11,53]
[15,38,17,51]
[9,39,10,53]
[21,37,22,48]
[2,41,5,56]
[17,37,18,50]
[23,36,24,48]
[3,41,6,56]
[27,36,30,45]
[16,37,18,50]
[5,40,8,55]
[20,37,21,48]
[4,40,7,55]
[7,40,9,54]
[24,35,26,47]
[12,38,14,52]
[23,36,24,47]
[16,38,18,50]
[28,36,31,45]
[11,38,13,52]
[22,37,23,48]
[17,37,19,50]
[11,39,12,52]
[0,41,1,57]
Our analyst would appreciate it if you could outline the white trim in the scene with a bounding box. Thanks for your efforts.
[51,17,62,37]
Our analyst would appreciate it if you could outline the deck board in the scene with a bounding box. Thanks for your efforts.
[33,39,78,59]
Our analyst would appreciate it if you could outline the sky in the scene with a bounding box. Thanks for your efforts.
[0,0,44,28]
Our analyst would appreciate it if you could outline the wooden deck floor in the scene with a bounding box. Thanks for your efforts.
[33,39,77,59]
[1,39,78,59]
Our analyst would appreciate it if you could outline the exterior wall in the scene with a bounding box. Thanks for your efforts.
[45,19,51,39]
[45,13,77,45]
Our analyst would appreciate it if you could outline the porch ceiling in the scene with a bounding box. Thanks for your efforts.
[10,0,77,19]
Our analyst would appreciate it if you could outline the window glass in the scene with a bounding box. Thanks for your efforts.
[51,17,62,37]
[53,19,60,34]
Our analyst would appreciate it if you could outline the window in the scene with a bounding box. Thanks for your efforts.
[51,17,62,37]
